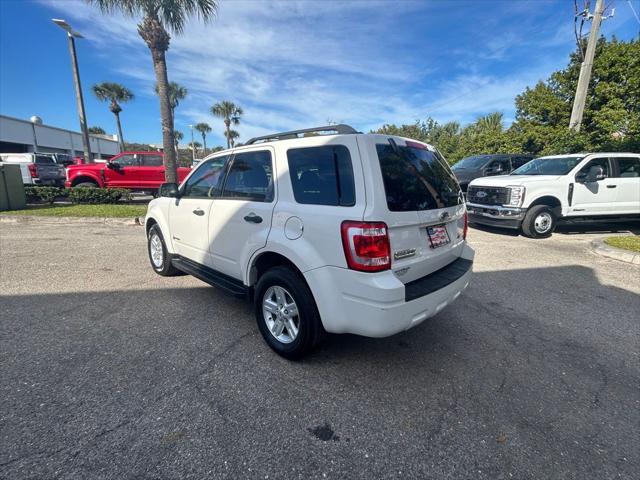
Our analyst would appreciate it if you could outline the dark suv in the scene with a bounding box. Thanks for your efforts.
[451,154,534,192]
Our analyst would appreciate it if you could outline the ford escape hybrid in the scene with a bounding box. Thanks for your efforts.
[145,125,475,358]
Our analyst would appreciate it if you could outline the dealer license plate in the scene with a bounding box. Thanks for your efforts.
[427,224,451,249]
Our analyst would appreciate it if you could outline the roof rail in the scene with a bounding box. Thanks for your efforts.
[245,124,359,145]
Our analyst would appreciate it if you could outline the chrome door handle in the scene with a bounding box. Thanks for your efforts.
[243,213,263,224]
[192,208,205,216]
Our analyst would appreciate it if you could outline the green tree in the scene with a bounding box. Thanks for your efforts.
[512,37,640,154]
[91,82,134,150]
[88,126,106,135]
[174,130,183,149]
[225,129,239,147]
[194,122,212,154]
[155,81,188,124]
[211,101,243,148]
[88,0,218,183]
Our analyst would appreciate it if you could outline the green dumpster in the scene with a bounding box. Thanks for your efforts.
[0,163,27,211]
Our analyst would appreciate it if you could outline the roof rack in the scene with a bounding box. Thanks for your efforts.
[245,124,359,145]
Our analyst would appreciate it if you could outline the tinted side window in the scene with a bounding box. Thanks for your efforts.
[613,157,640,178]
[182,158,227,198]
[488,157,509,172]
[141,154,163,167]
[578,158,610,178]
[287,145,355,206]
[222,151,273,202]
[35,155,55,164]
[511,156,532,169]
[112,154,137,167]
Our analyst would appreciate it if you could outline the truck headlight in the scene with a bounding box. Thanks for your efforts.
[506,186,525,207]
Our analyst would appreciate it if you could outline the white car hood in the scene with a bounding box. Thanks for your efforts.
[469,175,563,187]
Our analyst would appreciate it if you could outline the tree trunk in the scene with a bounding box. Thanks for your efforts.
[151,48,178,183]
[225,119,231,149]
[202,134,207,155]
[114,112,125,151]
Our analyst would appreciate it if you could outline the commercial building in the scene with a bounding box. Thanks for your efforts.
[0,114,120,159]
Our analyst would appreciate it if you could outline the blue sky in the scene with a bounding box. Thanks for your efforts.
[0,0,638,147]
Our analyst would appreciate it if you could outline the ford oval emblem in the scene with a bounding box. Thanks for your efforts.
[476,191,487,198]
[440,211,450,221]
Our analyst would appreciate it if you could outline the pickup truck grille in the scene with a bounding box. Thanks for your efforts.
[467,186,509,205]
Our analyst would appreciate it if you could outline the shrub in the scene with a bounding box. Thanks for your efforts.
[67,187,131,204]
[24,186,67,204]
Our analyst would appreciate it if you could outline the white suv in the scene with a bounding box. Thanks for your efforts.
[467,153,640,238]
[145,125,474,358]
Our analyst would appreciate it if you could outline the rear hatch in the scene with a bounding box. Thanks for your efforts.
[365,138,466,284]
[34,155,65,181]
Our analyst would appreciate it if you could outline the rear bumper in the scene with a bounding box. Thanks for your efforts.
[304,243,474,337]
[467,202,525,229]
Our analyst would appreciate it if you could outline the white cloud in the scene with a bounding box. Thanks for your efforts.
[41,0,578,144]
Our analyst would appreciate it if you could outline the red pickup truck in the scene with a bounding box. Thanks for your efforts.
[65,151,191,192]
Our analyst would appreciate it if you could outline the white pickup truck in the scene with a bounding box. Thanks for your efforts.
[466,153,640,238]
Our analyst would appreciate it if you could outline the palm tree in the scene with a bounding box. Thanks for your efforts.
[194,122,212,154]
[155,81,187,124]
[88,0,218,184]
[174,130,183,149]
[92,82,134,151]
[211,101,243,148]
[88,126,106,135]
[225,129,240,148]
[189,141,202,154]
[474,112,503,134]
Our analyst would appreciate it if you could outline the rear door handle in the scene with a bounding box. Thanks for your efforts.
[606,185,617,188]
[192,208,205,216]
[244,213,263,224]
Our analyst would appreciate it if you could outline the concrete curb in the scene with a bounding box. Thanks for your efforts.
[0,214,143,226]
[590,239,640,265]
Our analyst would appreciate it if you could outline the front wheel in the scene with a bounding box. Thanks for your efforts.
[74,181,98,188]
[521,205,557,238]
[254,266,323,359]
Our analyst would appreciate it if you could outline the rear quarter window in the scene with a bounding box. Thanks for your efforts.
[287,145,355,206]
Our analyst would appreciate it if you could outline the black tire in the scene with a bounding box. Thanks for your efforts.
[254,266,323,359]
[521,205,557,238]
[74,181,98,188]
[147,224,180,276]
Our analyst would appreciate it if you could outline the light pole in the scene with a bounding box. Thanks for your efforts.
[52,19,92,163]
[189,124,195,163]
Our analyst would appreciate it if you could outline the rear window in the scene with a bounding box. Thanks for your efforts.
[35,155,55,164]
[376,143,461,211]
[287,145,355,206]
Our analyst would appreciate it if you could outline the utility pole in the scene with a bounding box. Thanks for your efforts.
[189,124,195,163]
[569,0,605,132]
[53,19,92,163]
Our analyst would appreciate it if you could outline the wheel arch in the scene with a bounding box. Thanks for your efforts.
[528,195,562,216]
[247,251,305,287]
[70,174,100,187]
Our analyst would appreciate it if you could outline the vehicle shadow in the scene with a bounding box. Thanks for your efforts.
[1,264,639,479]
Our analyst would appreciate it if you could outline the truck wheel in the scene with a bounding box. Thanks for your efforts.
[521,205,556,238]
[74,181,98,188]
[147,224,180,276]
[254,266,323,359]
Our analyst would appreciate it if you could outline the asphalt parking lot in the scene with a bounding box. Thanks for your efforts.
[1,220,639,479]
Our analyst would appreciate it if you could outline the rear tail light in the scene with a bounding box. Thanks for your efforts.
[28,164,38,178]
[463,211,468,240]
[341,221,391,272]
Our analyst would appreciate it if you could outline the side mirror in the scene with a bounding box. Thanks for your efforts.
[159,182,179,198]
[586,165,605,183]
